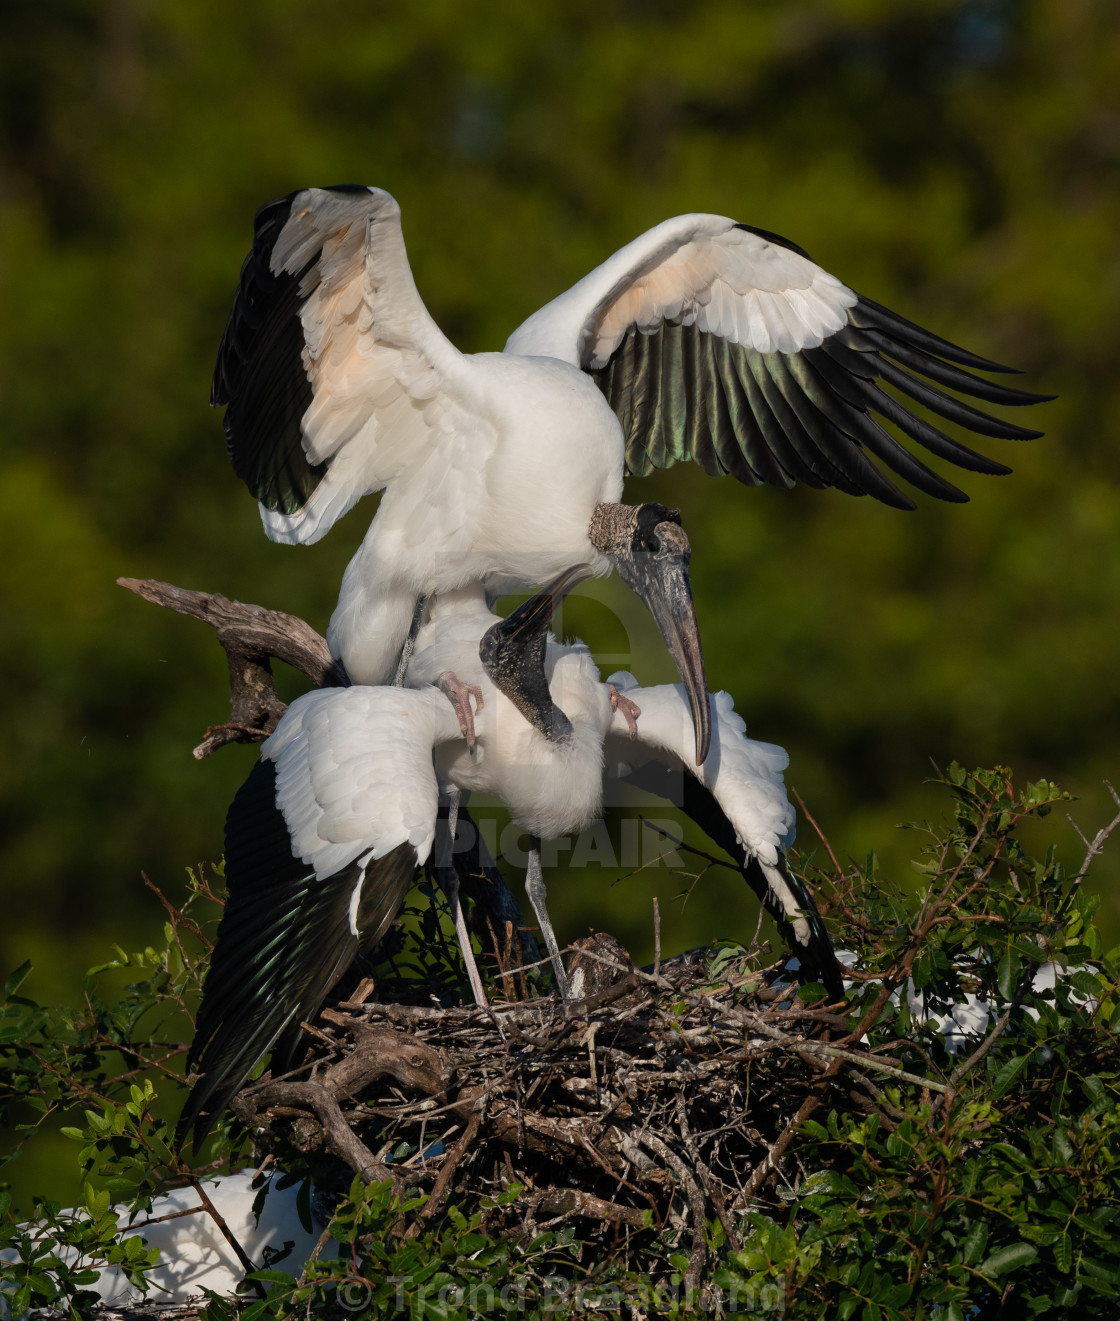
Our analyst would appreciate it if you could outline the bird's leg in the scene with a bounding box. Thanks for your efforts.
[441,868,490,1008]
[438,672,485,754]
[392,593,430,687]
[608,684,642,738]
[524,834,570,999]
[438,789,488,1008]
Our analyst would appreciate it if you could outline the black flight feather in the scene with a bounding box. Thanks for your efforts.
[177,758,417,1148]
[590,277,1051,505]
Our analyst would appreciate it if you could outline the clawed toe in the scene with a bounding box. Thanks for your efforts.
[438,671,485,751]
[608,684,641,738]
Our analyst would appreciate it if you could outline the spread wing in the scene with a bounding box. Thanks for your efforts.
[506,214,1050,509]
[178,686,461,1146]
[263,685,459,876]
[213,186,488,544]
[603,678,844,999]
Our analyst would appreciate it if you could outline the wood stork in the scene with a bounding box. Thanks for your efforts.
[178,566,592,1145]
[407,589,843,1000]
[179,574,841,1142]
[407,579,632,997]
[212,187,1050,765]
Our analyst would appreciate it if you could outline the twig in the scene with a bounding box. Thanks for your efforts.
[188,1178,264,1297]
[636,1129,708,1296]
[790,786,844,876]
[1057,780,1120,925]
[419,1109,483,1221]
[736,1060,842,1207]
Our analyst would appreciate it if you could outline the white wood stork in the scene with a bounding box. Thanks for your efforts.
[213,187,1050,765]
[180,572,843,1144]
[178,565,594,1144]
[407,590,843,1002]
[406,580,618,998]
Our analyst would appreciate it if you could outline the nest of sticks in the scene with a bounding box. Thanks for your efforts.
[226,929,910,1295]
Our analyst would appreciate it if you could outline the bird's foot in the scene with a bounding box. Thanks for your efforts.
[609,685,642,738]
[438,671,485,752]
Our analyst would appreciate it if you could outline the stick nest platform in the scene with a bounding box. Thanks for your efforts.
[226,933,895,1296]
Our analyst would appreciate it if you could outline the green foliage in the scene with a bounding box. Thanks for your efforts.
[2,768,1118,1318]
[0,871,226,1313]
[0,1183,159,1321]
[763,764,1120,1317]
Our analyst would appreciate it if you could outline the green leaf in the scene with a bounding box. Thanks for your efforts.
[1070,969,1102,997]
[997,950,1020,1001]
[3,960,34,999]
[991,1053,1031,1099]
[980,1241,1039,1277]
[962,1219,988,1265]
[244,1269,298,1285]
[1051,1126,1074,1165]
[1080,1255,1120,1286]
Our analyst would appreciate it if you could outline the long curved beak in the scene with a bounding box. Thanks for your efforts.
[615,523,710,765]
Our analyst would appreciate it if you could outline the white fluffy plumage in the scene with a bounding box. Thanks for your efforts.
[263,683,463,880]
[408,588,612,840]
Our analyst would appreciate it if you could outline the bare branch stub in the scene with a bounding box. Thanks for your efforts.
[117,578,338,757]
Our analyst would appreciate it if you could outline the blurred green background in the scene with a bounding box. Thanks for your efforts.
[3,0,1119,1197]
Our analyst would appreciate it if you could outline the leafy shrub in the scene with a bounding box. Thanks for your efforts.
[2,768,1118,1319]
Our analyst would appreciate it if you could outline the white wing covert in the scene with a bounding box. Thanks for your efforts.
[506,214,1048,508]
[213,187,491,545]
[262,685,462,878]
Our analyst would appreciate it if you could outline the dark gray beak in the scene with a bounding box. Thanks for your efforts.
[615,522,710,765]
[479,564,594,744]
[493,563,595,644]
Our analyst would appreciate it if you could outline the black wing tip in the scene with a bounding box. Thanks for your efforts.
[788,943,846,1002]
[762,854,846,1001]
[174,1078,219,1153]
[852,293,1022,374]
[251,190,302,238]
[806,956,847,1004]
[733,222,814,262]
[876,486,919,512]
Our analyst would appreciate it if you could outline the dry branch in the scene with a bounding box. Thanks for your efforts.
[118,577,338,756]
